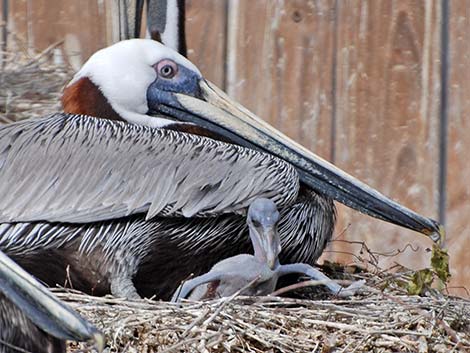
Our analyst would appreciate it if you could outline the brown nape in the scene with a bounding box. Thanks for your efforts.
[62,77,123,121]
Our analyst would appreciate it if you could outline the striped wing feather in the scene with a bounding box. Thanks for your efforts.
[0,114,299,223]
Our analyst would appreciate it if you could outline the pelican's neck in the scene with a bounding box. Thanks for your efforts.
[62,77,124,121]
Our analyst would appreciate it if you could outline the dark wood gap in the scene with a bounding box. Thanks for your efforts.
[222,0,229,92]
[439,0,449,230]
[1,0,8,68]
[329,0,338,164]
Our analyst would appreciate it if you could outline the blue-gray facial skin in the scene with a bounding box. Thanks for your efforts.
[146,62,202,111]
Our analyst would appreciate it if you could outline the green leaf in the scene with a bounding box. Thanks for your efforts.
[407,269,434,295]
[431,245,451,283]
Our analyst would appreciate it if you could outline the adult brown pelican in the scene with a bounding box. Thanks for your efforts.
[172,198,364,302]
[0,38,442,301]
[0,250,102,353]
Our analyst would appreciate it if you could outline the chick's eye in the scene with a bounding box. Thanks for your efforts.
[156,59,178,79]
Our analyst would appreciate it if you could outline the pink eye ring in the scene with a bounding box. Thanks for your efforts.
[156,59,178,79]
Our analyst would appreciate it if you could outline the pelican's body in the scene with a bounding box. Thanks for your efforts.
[0,39,441,301]
[172,199,363,302]
[0,113,331,299]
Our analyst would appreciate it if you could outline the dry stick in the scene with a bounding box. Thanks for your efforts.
[381,334,419,350]
[444,285,470,297]
[213,284,302,352]
[64,265,74,290]
[380,290,465,348]
[180,277,261,338]
[349,334,371,353]
[24,39,64,67]
[268,278,361,298]
[220,311,314,351]
[302,318,430,337]
[120,342,131,353]
[311,341,321,353]
[159,333,221,353]
[224,322,279,351]
[172,272,197,301]
[204,334,225,350]
[201,276,261,327]
[181,307,211,336]
[55,289,170,311]
[0,114,14,124]
[331,223,352,241]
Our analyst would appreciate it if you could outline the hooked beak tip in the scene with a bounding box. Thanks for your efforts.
[93,332,105,353]
[428,224,445,244]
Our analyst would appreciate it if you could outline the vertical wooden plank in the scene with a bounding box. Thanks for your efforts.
[6,0,28,50]
[104,0,121,46]
[326,1,441,273]
[226,0,335,156]
[0,0,7,65]
[447,2,470,297]
[8,0,107,68]
[185,0,227,88]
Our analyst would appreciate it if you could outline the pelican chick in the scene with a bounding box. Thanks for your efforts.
[172,199,364,302]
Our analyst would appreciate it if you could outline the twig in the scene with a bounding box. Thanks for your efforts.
[24,39,64,67]
[159,333,221,353]
[267,278,360,298]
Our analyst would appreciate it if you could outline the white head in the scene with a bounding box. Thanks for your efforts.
[64,39,201,128]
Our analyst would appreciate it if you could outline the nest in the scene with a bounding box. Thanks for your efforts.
[57,267,470,353]
[2,35,470,353]
[0,39,73,124]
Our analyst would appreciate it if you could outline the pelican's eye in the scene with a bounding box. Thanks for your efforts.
[156,59,178,79]
[252,219,261,228]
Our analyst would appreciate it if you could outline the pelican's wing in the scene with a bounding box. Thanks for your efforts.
[0,114,299,223]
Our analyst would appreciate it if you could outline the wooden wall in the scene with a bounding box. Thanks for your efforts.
[2,0,469,297]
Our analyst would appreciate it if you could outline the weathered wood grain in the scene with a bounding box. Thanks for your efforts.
[226,0,335,157]
[325,0,441,273]
[186,0,227,88]
[446,1,470,298]
[7,0,107,68]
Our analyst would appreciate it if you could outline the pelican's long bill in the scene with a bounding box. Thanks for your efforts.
[264,227,280,270]
[0,251,104,350]
[155,79,443,242]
